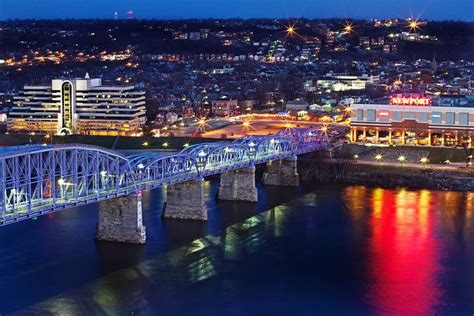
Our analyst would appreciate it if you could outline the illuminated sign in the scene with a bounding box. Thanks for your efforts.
[378,111,390,117]
[390,95,431,106]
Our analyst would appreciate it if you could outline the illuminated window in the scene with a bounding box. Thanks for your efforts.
[446,112,455,125]
[357,109,363,121]
[432,111,442,124]
[405,112,415,120]
[459,113,469,125]
[60,82,73,134]
[367,109,376,121]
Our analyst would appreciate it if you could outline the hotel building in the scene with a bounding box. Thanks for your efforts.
[350,95,474,147]
[8,76,146,136]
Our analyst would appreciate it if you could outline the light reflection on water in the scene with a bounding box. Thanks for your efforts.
[5,185,474,315]
[343,187,473,315]
[14,206,290,315]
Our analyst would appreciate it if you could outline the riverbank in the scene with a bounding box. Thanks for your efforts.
[299,158,474,192]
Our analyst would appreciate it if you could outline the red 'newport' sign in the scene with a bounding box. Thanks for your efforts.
[390,95,432,106]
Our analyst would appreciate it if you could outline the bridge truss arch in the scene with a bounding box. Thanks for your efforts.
[0,127,330,226]
[0,144,137,225]
[136,153,201,189]
[235,135,295,164]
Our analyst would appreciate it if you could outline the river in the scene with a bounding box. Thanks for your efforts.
[0,181,472,315]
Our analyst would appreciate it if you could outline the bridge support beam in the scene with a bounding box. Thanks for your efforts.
[163,179,207,220]
[218,167,258,202]
[95,193,146,244]
[262,156,299,187]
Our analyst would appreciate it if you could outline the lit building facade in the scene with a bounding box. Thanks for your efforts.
[317,75,380,92]
[211,99,239,117]
[350,95,474,147]
[8,77,146,136]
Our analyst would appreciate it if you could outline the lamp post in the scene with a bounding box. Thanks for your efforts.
[398,155,406,166]
[375,154,383,165]
[420,157,429,168]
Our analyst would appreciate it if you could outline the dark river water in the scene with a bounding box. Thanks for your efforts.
[0,181,473,315]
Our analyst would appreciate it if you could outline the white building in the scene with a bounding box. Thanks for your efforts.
[317,74,379,92]
[8,75,146,136]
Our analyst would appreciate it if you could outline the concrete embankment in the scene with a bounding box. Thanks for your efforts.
[298,158,474,192]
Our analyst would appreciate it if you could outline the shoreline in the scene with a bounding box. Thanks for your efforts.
[299,159,474,192]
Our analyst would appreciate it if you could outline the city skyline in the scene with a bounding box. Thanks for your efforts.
[0,0,473,21]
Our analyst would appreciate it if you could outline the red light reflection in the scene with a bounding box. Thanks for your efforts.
[366,189,442,314]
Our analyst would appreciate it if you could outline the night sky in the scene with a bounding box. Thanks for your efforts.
[0,0,472,21]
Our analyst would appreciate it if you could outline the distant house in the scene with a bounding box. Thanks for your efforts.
[211,99,239,116]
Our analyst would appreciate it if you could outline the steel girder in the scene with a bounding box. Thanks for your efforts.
[0,144,137,225]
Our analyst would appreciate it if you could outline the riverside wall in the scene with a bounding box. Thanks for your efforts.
[298,158,474,192]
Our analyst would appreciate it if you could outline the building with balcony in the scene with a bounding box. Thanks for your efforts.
[8,75,146,136]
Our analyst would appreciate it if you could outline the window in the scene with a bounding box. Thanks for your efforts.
[459,113,469,125]
[392,111,402,121]
[378,110,390,122]
[419,112,429,123]
[405,112,415,120]
[357,109,363,121]
[432,112,442,124]
[367,109,376,121]
[446,112,455,125]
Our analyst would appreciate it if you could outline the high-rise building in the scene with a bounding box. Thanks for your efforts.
[8,76,146,136]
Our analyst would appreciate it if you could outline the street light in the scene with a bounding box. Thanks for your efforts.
[196,150,207,169]
[420,157,429,165]
[398,155,406,164]
[344,22,354,34]
[375,154,383,162]
[408,19,421,32]
[248,141,257,160]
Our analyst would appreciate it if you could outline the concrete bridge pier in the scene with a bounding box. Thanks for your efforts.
[163,179,207,220]
[262,156,300,187]
[218,167,258,202]
[95,193,146,244]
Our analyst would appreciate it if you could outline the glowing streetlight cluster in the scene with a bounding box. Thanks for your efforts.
[285,24,297,36]
[196,117,209,134]
[408,19,421,32]
[242,120,252,134]
[343,22,354,34]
